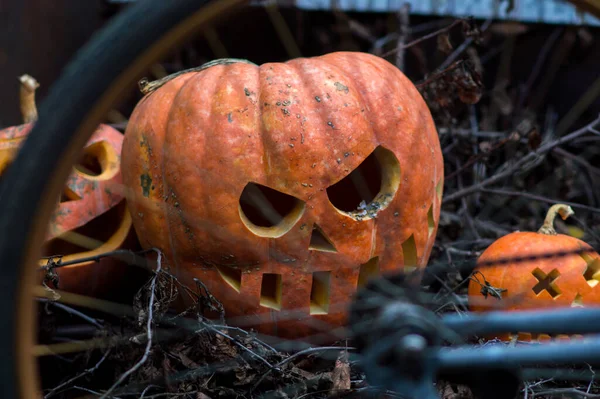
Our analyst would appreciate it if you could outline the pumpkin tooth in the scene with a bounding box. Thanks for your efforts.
[427,204,435,238]
[357,257,380,288]
[435,178,444,203]
[401,233,418,268]
[571,293,584,307]
[260,273,283,311]
[309,271,331,315]
[215,265,242,293]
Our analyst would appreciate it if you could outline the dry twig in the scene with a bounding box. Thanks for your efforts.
[99,249,163,398]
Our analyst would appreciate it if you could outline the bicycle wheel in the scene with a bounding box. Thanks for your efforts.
[0,1,247,397]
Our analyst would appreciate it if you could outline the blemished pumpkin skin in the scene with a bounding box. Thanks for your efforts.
[468,204,600,342]
[122,51,444,341]
[0,122,136,298]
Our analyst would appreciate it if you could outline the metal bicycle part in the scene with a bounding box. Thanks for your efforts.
[347,270,600,399]
[0,1,248,397]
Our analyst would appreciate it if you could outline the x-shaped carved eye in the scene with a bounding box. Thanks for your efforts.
[532,268,561,298]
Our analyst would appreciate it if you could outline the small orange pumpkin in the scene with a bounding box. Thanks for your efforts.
[0,74,136,298]
[121,52,444,341]
[468,203,600,341]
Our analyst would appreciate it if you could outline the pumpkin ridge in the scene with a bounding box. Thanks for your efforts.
[257,61,308,268]
[194,63,271,266]
[256,61,272,188]
[160,72,211,274]
[289,56,379,189]
[317,54,381,149]
[195,65,249,261]
[283,58,333,184]
[253,62,277,265]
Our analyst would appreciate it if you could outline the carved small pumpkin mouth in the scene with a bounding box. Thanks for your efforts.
[42,200,131,261]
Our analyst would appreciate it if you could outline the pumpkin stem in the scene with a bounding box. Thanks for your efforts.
[19,74,40,123]
[139,58,258,95]
[537,204,574,235]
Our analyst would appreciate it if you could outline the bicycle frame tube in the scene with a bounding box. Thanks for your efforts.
[436,337,600,370]
[443,307,600,336]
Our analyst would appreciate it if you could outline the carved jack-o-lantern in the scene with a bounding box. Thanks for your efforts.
[0,75,135,297]
[121,52,444,340]
[468,204,600,342]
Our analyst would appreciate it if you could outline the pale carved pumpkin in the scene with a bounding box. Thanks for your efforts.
[0,75,135,297]
[121,52,444,340]
[468,204,600,342]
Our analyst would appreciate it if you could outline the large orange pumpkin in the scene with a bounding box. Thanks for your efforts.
[121,52,444,341]
[0,74,136,298]
[468,204,600,341]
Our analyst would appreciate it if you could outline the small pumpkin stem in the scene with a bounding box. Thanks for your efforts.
[19,74,40,123]
[139,58,258,95]
[537,204,575,235]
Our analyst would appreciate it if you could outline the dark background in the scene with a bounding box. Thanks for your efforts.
[1,1,599,129]
[0,1,107,127]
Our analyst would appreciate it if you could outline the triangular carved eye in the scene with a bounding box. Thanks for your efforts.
[75,149,102,176]
[59,187,82,203]
[239,182,305,238]
[326,145,400,220]
[74,141,119,180]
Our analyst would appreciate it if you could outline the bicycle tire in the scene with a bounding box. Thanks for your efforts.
[0,0,248,397]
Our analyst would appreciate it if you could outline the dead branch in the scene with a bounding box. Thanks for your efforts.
[44,349,112,398]
[250,346,355,393]
[479,188,600,214]
[201,326,275,370]
[526,388,600,398]
[380,18,465,58]
[443,115,600,204]
[394,3,410,71]
[38,298,104,329]
[99,249,163,398]
[438,18,491,71]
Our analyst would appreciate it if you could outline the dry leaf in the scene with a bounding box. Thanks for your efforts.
[330,352,351,394]
[437,32,453,54]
